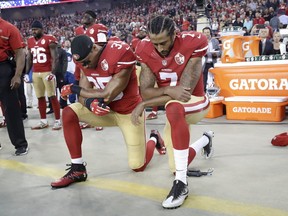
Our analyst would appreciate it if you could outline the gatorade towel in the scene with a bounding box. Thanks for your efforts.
[220,35,244,63]
[242,36,260,58]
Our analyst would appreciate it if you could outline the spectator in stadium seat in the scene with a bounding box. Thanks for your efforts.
[272,31,288,54]
[253,11,266,26]
[269,12,281,32]
[258,27,274,55]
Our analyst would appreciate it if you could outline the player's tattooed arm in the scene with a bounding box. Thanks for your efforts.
[179,57,202,94]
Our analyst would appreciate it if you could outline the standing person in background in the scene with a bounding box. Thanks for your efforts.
[132,16,214,209]
[0,16,29,155]
[272,31,288,54]
[47,44,68,113]
[63,40,76,104]
[74,10,108,130]
[258,26,274,55]
[26,20,62,130]
[23,68,34,108]
[202,27,221,92]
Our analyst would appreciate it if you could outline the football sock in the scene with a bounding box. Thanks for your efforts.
[63,107,83,158]
[174,149,189,185]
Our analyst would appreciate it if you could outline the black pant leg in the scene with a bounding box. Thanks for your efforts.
[18,79,27,118]
[58,79,67,108]
[203,63,213,92]
[0,62,28,149]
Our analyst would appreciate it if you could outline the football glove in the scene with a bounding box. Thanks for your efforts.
[60,84,73,100]
[90,99,110,116]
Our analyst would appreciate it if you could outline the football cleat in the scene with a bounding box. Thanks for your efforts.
[79,122,93,129]
[150,129,166,155]
[146,111,157,120]
[52,121,62,130]
[31,121,49,130]
[202,131,214,159]
[51,163,87,188]
[162,180,189,209]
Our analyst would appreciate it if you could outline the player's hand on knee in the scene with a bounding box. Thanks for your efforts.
[45,74,56,81]
[90,99,110,116]
[60,84,73,100]
[131,103,144,125]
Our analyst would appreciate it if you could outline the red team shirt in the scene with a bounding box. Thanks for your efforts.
[27,34,57,72]
[0,18,24,62]
[74,23,108,80]
[77,41,141,114]
[75,23,108,43]
[135,31,208,97]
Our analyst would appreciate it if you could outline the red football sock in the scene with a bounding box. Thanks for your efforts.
[166,102,189,150]
[50,96,61,120]
[38,97,46,119]
[62,107,82,158]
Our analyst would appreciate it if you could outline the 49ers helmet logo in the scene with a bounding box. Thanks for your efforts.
[174,52,185,65]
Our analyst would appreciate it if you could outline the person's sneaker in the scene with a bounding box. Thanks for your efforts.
[51,163,87,188]
[0,143,2,150]
[79,122,93,129]
[15,146,28,156]
[202,131,214,159]
[52,121,62,130]
[162,180,189,209]
[150,129,166,155]
[0,120,7,128]
[146,111,157,120]
[31,121,49,130]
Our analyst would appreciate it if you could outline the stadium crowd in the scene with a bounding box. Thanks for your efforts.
[6,0,288,44]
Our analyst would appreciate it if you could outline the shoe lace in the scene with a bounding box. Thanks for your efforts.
[167,180,187,200]
[63,163,86,179]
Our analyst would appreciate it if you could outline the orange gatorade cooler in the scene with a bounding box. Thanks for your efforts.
[220,35,244,63]
[242,36,260,58]
[223,96,288,122]
[205,96,224,118]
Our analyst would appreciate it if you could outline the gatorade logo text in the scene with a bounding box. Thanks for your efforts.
[223,40,231,50]
[229,78,288,90]
[232,106,272,114]
[242,42,249,51]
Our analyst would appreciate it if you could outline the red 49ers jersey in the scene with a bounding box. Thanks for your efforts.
[75,23,108,43]
[135,31,208,96]
[130,37,141,52]
[79,41,141,114]
[27,34,57,72]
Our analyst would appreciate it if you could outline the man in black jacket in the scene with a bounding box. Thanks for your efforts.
[47,44,68,113]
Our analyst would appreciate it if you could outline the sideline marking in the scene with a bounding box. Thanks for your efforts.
[1,159,288,216]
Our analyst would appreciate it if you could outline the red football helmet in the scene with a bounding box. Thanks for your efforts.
[271,132,288,146]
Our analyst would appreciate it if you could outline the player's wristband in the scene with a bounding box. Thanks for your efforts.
[84,98,96,111]
[70,85,82,96]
